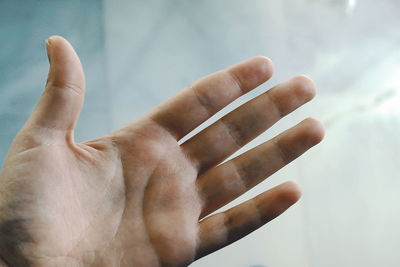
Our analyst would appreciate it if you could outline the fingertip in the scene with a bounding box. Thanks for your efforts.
[254,55,274,68]
[45,36,69,64]
[253,55,274,79]
[47,35,67,43]
[45,35,64,50]
[45,35,75,55]
[306,117,325,144]
[280,181,302,204]
[290,75,317,101]
[299,117,325,146]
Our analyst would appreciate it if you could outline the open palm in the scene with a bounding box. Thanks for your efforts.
[0,36,324,266]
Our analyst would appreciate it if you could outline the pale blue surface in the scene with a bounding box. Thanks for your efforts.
[1,1,400,266]
[0,0,109,163]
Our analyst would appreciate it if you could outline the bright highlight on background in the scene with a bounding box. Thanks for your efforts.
[346,0,357,15]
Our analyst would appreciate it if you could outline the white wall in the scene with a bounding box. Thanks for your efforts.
[1,0,400,266]
[104,1,400,266]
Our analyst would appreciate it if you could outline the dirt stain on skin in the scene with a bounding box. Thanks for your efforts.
[0,201,33,266]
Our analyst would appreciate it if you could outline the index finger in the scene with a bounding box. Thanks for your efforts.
[148,56,274,140]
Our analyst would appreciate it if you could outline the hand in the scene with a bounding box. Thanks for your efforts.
[0,36,324,266]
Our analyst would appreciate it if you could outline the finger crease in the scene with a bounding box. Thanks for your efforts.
[274,140,294,165]
[50,82,84,96]
[219,119,243,148]
[190,85,214,117]
[229,160,248,192]
[227,70,245,94]
[266,91,284,118]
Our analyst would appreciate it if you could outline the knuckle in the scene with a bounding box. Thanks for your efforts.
[62,82,85,95]
[47,80,85,96]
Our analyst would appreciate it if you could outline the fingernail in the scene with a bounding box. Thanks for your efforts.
[45,37,53,63]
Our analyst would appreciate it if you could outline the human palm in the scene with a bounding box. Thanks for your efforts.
[0,36,324,266]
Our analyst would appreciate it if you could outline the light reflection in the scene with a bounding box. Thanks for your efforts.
[346,0,357,15]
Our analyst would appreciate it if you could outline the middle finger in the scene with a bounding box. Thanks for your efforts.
[181,75,316,174]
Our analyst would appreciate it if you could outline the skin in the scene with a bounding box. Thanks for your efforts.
[0,36,324,267]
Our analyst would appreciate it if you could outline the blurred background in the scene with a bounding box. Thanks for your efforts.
[1,0,400,266]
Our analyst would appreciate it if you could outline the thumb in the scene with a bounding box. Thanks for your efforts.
[28,35,85,141]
